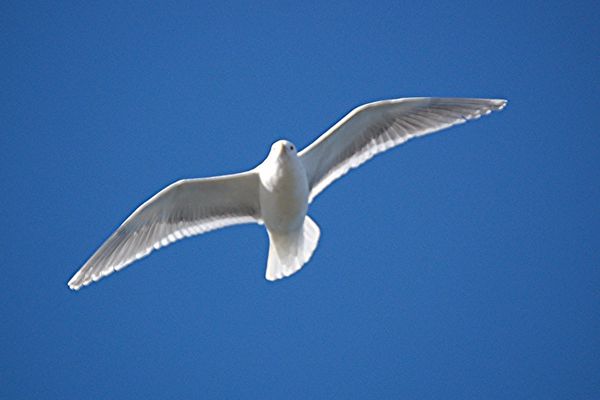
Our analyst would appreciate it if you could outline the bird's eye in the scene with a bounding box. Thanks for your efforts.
[289,145,294,150]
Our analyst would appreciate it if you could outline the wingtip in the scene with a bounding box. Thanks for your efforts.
[67,278,81,291]
[493,99,508,110]
[67,272,86,291]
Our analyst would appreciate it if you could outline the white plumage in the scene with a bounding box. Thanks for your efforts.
[68,97,507,290]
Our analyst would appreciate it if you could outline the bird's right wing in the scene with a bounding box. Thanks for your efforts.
[68,171,261,290]
[299,97,507,202]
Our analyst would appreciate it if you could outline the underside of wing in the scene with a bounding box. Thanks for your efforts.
[299,97,507,202]
[68,171,260,290]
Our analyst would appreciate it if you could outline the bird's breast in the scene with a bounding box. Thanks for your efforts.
[258,159,309,233]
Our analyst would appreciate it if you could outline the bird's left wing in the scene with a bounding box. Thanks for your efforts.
[68,171,261,290]
[299,97,507,202]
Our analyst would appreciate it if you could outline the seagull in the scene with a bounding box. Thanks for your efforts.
[68,97,507,290]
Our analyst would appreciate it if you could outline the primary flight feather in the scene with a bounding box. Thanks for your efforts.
[68,97,507,290]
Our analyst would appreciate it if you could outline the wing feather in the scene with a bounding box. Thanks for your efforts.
[68,171,260,290]
[299,97,507,202]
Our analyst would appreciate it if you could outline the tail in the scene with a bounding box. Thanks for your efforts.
[265,216,320,281]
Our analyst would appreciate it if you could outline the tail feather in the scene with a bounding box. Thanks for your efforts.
[266,216,320,281]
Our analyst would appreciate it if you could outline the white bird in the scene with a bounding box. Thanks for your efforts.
[68,97,507,290]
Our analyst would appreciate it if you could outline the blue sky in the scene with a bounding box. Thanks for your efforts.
[2,1,599,398]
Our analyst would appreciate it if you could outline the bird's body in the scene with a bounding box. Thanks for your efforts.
[68,97,507,290]
[257,140,318,280]
[258,141,309,234]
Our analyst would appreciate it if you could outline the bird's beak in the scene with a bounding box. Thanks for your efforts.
[279,143,287,155]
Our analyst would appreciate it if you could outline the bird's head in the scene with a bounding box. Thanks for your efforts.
[270,140,297,159]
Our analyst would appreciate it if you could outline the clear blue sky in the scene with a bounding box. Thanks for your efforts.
[2,1,599,398]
